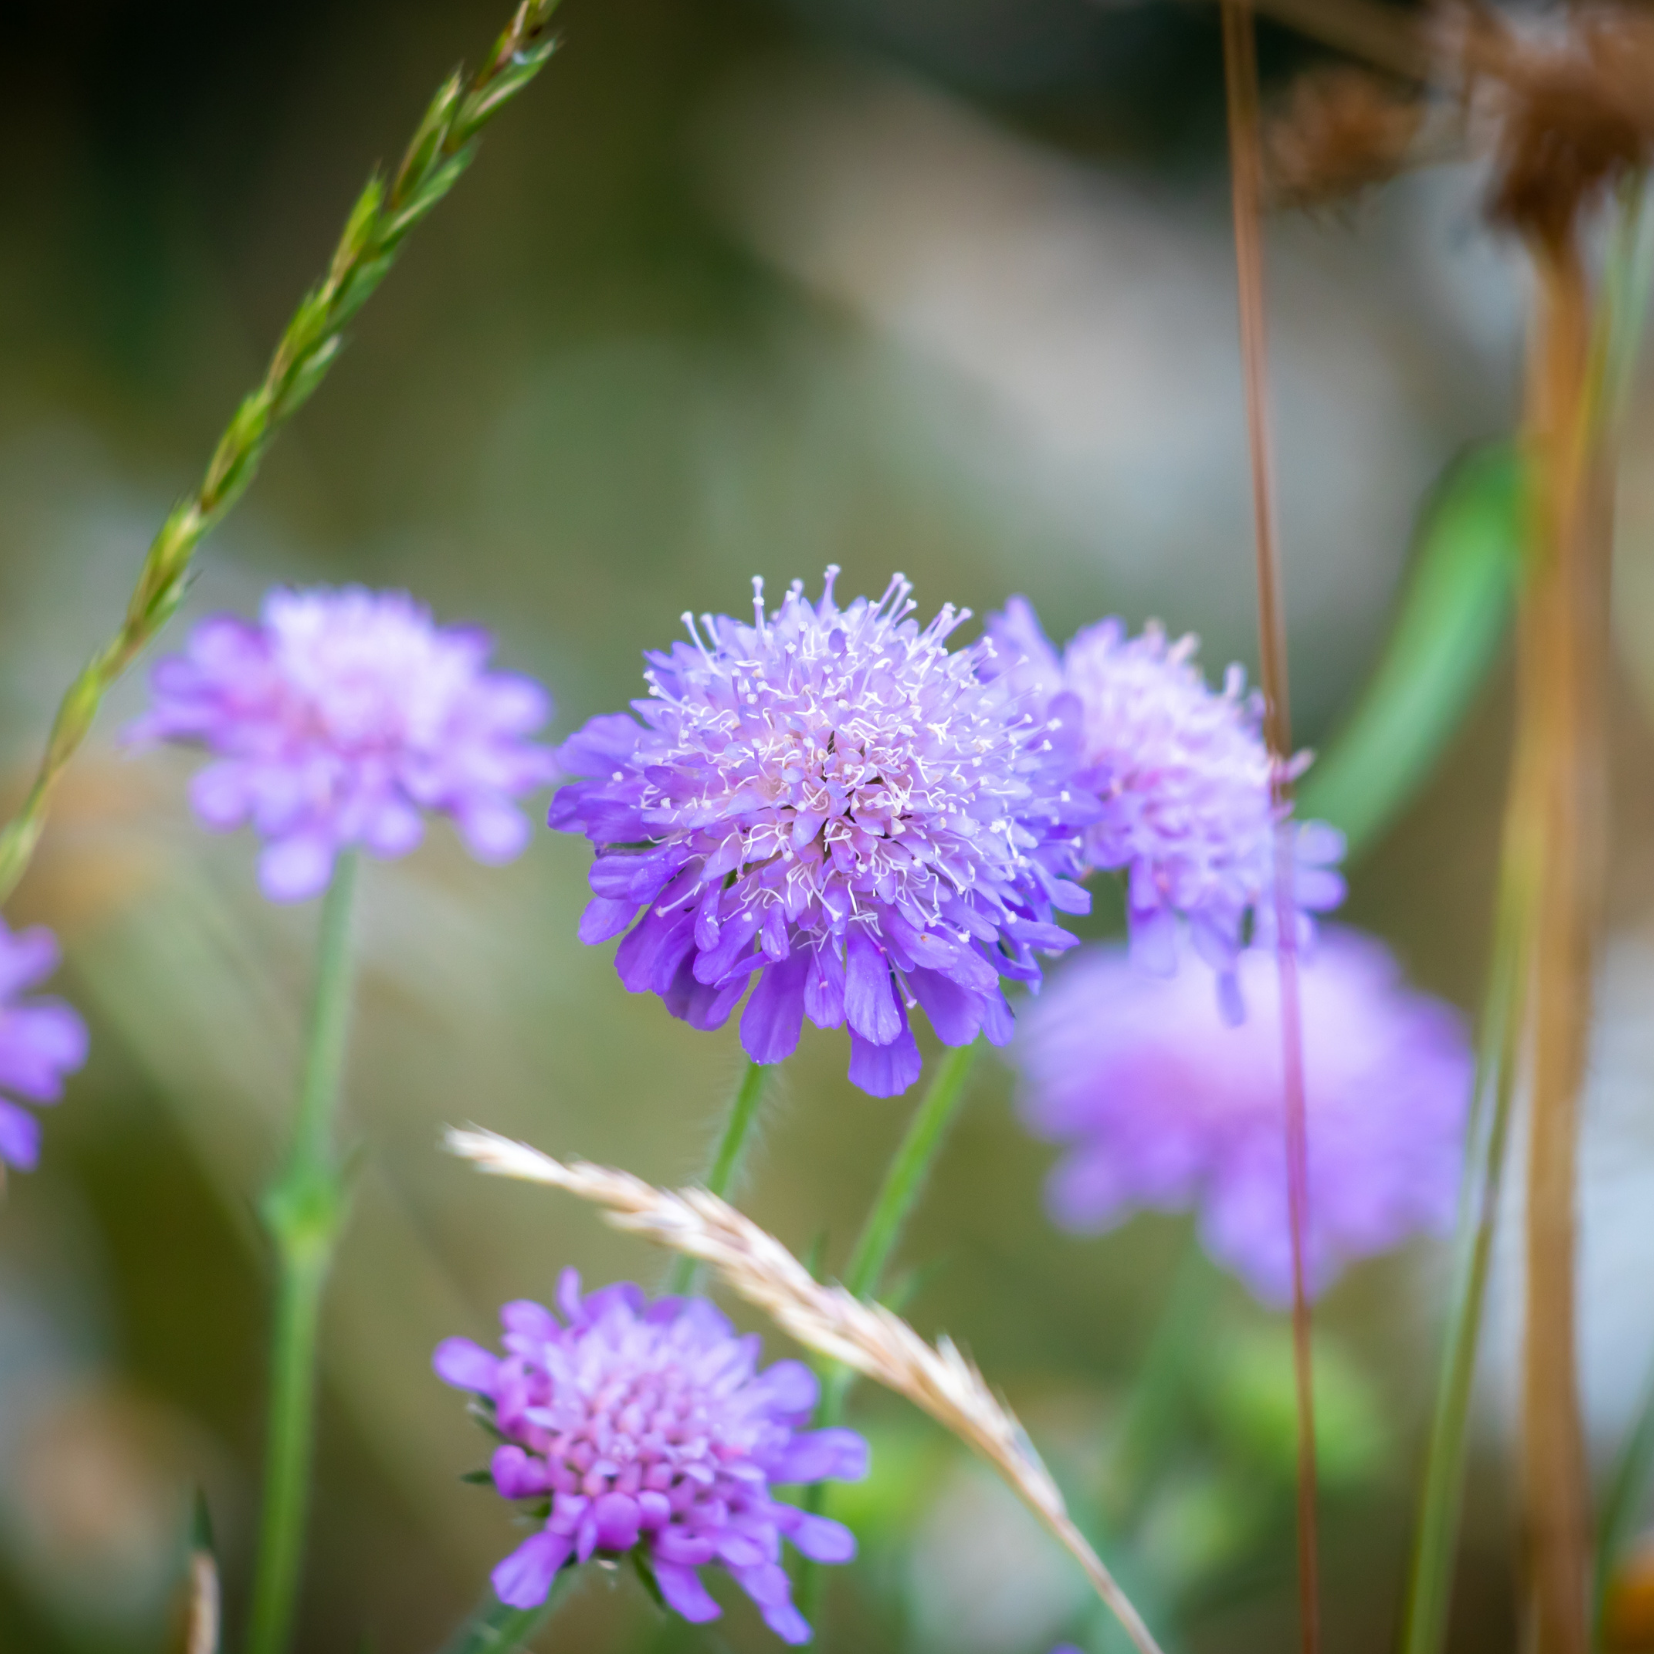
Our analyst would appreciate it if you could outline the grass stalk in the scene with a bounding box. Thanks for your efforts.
[1220,8,1319,1651]
[245,853,360,1654]
[0,0,563,906]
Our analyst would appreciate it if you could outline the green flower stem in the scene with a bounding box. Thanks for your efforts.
[0,0,563,907]
[1399,696,1541,1654]
[800,1040,982,1622]
[245,853,360,1654]
[666,1059,775,1297]
[439,1582,567,1654]
[843,1040,980,1301]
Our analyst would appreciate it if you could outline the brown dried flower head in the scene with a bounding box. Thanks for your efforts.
[1265,66,1429,210]
[1483,6,1654,246]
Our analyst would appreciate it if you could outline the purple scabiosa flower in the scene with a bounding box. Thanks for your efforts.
[549,570,1090,1098]
[985,598,1345,1014]
[1012,927,1471,1304]
[127,586,559,902]
[0,919,89,1171]
[435,1271,867,1644]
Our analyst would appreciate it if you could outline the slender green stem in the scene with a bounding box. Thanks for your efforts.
[1594,1362,1654,1647]
[439,1583,566,1654]
[800,1040,982,1623]
[245,853,360,1654]
[666,1059,774,1296]
[1400,799,1536,1654]
[842,1041,980,1301]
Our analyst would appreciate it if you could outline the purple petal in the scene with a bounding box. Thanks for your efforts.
[908,967,982,1047]
[761,1601,812,1645]
[432,1337,499,1394]
[189,763,253,830]
[457,798,532,864]
[749,1359,818,1419]
[652,1561,722,1624]
[0,1100,41,1170]
[770,1427,869,1484]
[843,930,899,1045]
[491,1531,574,1610]
[740,951,810,1065]
[258,835,336,903]
[592,1492,641,1552]
[847,1023,921,1097]
[0,927,60,999]
[579,896,638,945]
[492,1445,550,1499]
[803,943,845,1030]
[789,1512,856,1564]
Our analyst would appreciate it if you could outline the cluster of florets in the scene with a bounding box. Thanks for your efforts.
[127,586,559,902]
[1012,928,1471,1303]
[550,571,1091,1097]
[435,1272,867,1643]
[0,920,89,1172]
[985,599,1345,1016]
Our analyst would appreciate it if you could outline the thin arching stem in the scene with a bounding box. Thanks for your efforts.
[1220,9,1319,1653]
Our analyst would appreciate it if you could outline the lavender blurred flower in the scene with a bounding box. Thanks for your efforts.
[550,570,1090,1097]
[1012,928,1471,1304]
[0,919,89,1171]
[127,586,559,902]
[985,598,1344,1014]
[435,1270,867,1643]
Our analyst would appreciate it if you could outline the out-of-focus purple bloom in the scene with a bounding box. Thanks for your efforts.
[435,1271,868,1644]
[985,598,1344,1012]
[550,570,1090,1097]
[1013,928,1471,1304]
[0,919,89,1171]
[127,586,559,902]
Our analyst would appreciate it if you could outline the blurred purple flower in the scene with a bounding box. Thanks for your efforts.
[550,570,1090,1097]
[436,1270,867,1643]
[1012,928,1471,1304]
[0,919,89,1171]
[985,598,1344,1013]
[128,586,559,902]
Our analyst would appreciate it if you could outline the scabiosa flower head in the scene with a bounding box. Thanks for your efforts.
[435,1271,868,1644]
[550,570,1090,1097]
[127,586,559,902]
[1012,928,1471,1304]
[0,919,89,1171]
[985,598,1345,1013]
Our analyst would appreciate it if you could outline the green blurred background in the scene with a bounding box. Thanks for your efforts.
[6,1,1654,1650]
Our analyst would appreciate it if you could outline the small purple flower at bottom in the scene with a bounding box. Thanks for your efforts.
[1012,928,1471,1305]
[126,586,559,902]
[0,919,89,1171]
[436,1271,868,1644]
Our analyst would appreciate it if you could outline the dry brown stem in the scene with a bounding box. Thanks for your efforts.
[1517,231,1607,1654]
[443,1126,1167,1654]
[1221,10,1320,1654]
